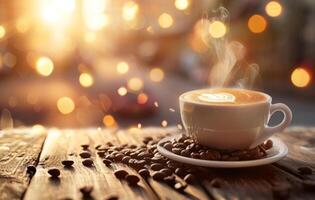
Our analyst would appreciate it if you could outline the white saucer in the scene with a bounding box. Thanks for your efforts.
[157,135,288,168]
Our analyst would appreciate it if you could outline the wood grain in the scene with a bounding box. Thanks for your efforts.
[0,128,46,200]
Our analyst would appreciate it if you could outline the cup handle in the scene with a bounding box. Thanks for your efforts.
[250,103,292,148]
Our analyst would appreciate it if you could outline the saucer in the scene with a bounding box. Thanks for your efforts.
[157,134,288,168]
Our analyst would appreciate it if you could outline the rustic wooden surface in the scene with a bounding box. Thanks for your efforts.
[0,126,315,200]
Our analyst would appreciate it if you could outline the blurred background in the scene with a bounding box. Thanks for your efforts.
[0,0,314,129]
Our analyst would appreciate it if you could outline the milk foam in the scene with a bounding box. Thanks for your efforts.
[198,93,236,103]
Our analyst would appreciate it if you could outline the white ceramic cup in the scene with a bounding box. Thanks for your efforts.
[179,88,292,150]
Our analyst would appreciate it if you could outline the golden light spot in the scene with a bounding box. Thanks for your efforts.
[127,77,143,91]
[158,13,174,29]
[16,18,29,33]
[122,1,139,21]
[79,73,94,87]
[291,67,311,88]
[36,57,54,76]
[137,93,148,104]
[150,68,165,82]
[161,120,168,127]
[208,21,226,38]
[84,32,96,43]
[154,101,159,107]
[117,87,128,96]
[103,114,116,127]
[116,62,129,74]
[0,26,6,38]
[265,1,282,17]
[32,124,46,133]
[86,14,110,30]
[174,0,190,10]
[57,97,75,114]
[3,52,17,68]
[248,15,267,33]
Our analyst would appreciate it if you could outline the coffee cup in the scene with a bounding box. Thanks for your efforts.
[179,88,292,150]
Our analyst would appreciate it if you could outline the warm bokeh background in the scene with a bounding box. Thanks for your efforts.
[0,0,314,129]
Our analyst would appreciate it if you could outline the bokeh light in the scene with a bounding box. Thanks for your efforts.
[291,67,311,88]
[149,68,165,82]
[174,0,190,11]
[161,120,168,127]
[0,26,6,39]
[57,97,75,115]
[265,1,282,17]
[208,21,226,38]
[122,1,139,21]
[15,18,29,33]
[248,15,267,33]
[116,61,129,74]
[117,86,128,96]
[137,92,148,104]
[158,13,174,29]
[127,77,144,91]
[36,57,54,76]
[79,73,94,88]
[103,114,116,127]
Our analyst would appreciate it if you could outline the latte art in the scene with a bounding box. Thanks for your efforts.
[198,93,236,103]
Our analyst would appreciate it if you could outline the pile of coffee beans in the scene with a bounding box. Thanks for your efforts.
[160,134,273,161]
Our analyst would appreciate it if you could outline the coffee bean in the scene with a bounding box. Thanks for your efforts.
[160,168,172,176]
[173,143,185,149]
[82,159,93,167]
[175,168,186,177]
[298,167,313,175]
[122,156,131,164]
[97,151,106,157]
[178,134,188,142]
[264,140,273,150]
[210,178,223,188]
[191,152,201,159]
[180,149,190,157]
[151,156,164,164]
[81,144,89,150]
[80,151,91,158]
[27,165,36,176]
[172,148,181,155]
[114,169,128,179]
[184,174,195,184]
[106,142,113,147]
[105,195,119,200]
[114,153,124,162]
[61,160,74,167]
[135,160,146,168]
[103,159,112,166]
[151,163,163,171]
[79,185,93,196]
[48,168,60,178]
[184,139,193,146]
[94,144,102,149]
[126,175,140,186]
[138,169,150,178]
[129,144,137,149]
[163,143,173,151]
[152,171,166,181]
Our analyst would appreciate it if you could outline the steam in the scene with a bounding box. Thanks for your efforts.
[201,7,259,89]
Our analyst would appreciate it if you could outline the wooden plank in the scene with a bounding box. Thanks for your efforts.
[24,128,158,200]
[0,128,46,200]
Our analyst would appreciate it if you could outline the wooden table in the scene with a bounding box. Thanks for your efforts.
[0,127,314,200]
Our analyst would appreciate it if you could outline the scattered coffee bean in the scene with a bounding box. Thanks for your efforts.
[48,168,60,178]
[184,174,195,184]
[138,169,150,178]
[160,168,172,176]
[298,167,312,175]
[81,144,89,150]
[94,144,102,149]
[105,195,119,200]
[174,182,187,191]
[114,169,128,179]
[122,156,131,164]
[103,159,112,166]
[126,175,140,186]
[164,175,176,185]
[175,168,186,177]
[80,151,91,158]
[97,151,106,157]
[80,185,93,196]
[27,165,36,176]
[61,160,74,167]
[82,159,93,167]
[114,153,124,162]
[152,171,166,181]
[151,163,163,171]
